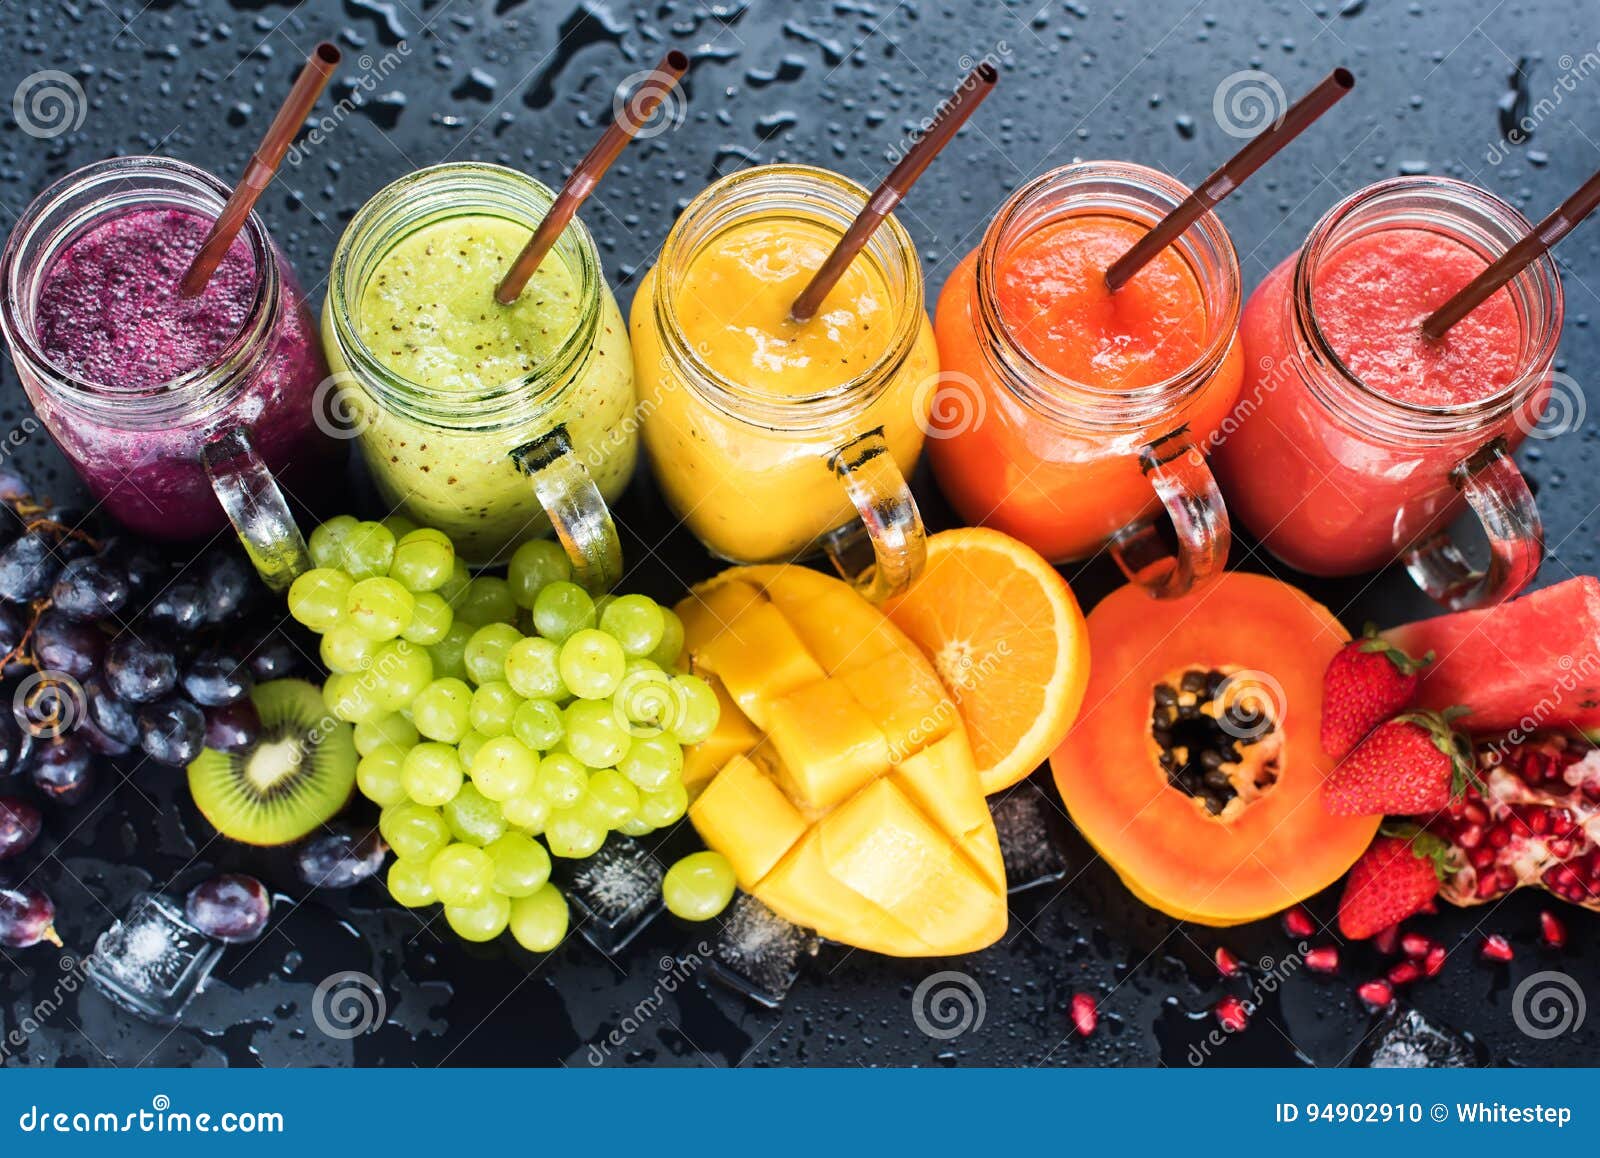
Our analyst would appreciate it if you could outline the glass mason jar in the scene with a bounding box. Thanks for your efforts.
[630,164,937,602]
[1212,177,1562,610]
[929,162,1243,598]
[322,163,636,584]
[0,157,332,590]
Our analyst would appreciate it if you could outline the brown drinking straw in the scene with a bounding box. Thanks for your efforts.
[496,49,690,306]
[788,62,999,324]
[1421,166,1600,340]
[1103,67,1355,293]
[180,42,342,297]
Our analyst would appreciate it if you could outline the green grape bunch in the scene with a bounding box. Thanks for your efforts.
[289,520,726,951]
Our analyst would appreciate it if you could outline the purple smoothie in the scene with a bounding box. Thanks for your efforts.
[26,207,331,540]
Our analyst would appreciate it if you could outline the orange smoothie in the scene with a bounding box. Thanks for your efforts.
[931,210,1242,564]
[633,196,935,564]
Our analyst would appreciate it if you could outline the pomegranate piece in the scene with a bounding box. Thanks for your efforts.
[1423,945,1447,978]
[1423,732,1600,914]
[1304,946,1340,974]
[1282,906,1315,939]
[1387,959,1422,986]
[1357,979,1395,1009]
[1372,924,1401,955]
[1480,934,1514,963]
[1400,932,1433,959]
[1540,910,1567,948]
[1215,995,1249,1032]
[1213,946,1242,977]
[1069,992,1097,1037]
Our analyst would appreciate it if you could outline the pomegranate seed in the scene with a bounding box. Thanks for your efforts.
[1213,946,1242,977]
[1457,825,1483,849]
[1400,932,1432,959]
[1304,946,1339,974]
[1069,992,1097,1037]
[1357,979,1395,1009]
[1541,910,1568,949]
[1372,925,1401,955]
[1281,906,1314,939]
[1387,959,1422,986]
[1423,945,1447,978]
[1481,934,1514,963]
[1215,995,1249,1032]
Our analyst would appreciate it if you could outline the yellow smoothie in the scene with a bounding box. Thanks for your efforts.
[322,214,635,564]
[632,217,935,562]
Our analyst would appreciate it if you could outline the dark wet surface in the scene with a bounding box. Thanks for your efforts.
[1,0,1598,1066]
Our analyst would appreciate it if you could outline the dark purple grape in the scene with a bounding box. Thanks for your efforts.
[0,468,32,507]
[185,873,271,943]
[245,632,299,682]
[296,828,388,890]
[33,609,106,680]
[0,602,26,656]
[203,699,261,752]
[0,712,25,779]
[49,554,130,622]
[0,533,62,603]
[0,797,41,860]
[12,670,85,739]
[0,884,58,948]
[114,541,168,600]
[78,710,133,757]
[137,698,206,766]
[201,552,254,624]
[182,649,253,707]
[86,680,139,748]
[30,735,94,805]
[145,581,206,634]
[105,634,178,704]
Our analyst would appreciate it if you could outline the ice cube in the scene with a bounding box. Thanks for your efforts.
[556,835,665,955]
[1358,1007,1479,1068]
[84,892,224,1025]
[989,787,1070,893]
[710,893,818,1008]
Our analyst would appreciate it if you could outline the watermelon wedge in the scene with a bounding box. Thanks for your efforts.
[1383,577,1600,734]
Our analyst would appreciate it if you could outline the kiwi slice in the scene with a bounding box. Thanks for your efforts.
[188,679,358,846]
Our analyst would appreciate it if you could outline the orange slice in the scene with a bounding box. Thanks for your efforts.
[882,528,1090,794]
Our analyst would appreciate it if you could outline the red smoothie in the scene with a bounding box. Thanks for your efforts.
[1214,215,1551,578]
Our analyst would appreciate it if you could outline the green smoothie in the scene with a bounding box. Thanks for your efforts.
[323,214,636,564]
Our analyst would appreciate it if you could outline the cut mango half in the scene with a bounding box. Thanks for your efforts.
[679,564,1007,957]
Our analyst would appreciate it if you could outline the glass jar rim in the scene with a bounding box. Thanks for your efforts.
[0,155,278,424]
[1290,175,1564,434]
[324,161,605,433]
[972,160,1243,431]
[650,163,926,432]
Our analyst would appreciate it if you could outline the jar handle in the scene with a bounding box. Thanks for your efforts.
[1402,437,1542,610]
[201,427,312,593]
[509,423,623,595]
[821,426,926,603]
[1108,429,1230,599]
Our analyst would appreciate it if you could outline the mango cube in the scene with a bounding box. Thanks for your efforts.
[695,600,825,730]
[840,647,956,760]
[765,679,891,811]
[689,755,806,888]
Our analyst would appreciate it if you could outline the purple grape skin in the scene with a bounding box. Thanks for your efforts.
[0,884,58,948]
[29,736,94,805]
[296,829,388,890]
[203,700,261,752]
[0,797,42,860]
[184,874,271,943]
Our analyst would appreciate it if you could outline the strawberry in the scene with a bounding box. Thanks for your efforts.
[1320,626,1432,759]
[1337,830,1453,940]
[1324,708,1475,816]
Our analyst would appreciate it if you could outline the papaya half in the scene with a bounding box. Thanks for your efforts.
[676,564,1007,957]
[1051,572,1379,926]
